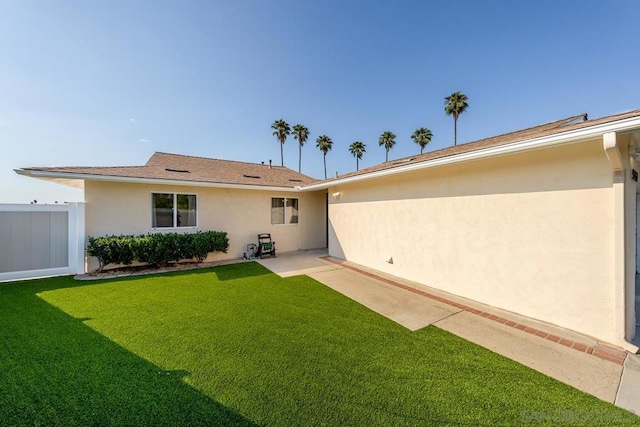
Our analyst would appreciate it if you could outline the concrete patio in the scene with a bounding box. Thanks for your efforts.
[257,250,640,415]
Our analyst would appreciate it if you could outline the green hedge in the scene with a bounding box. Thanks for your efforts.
[87,231,229,271]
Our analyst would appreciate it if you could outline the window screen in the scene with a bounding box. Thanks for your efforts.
[271,198,285,224]
[287,198,299,224]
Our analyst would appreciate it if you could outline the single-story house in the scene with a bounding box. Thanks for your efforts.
[16,108,640,352]
[16,153,328,270]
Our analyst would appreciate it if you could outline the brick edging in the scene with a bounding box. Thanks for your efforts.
[320,257,627,365]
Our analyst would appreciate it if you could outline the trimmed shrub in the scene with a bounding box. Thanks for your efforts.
[86,231,229,271]
[87,235,135,272]
[132,233,182,268]
[191,231,230,262]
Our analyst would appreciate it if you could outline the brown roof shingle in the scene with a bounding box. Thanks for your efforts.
[323,108,640,183]
[19,109,640,190]
[21,152,318,188]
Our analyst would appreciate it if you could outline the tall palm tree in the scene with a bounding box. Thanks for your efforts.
[292,124,309,173]
[271,119,290,166]
[348,141,366,170]
[411,127,433,154]
[444,91,468,145]
[316,135,333,179]
[378,131,396,162]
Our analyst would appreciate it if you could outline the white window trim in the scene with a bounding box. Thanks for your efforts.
[270,197,299,226]
[150,191,198,230]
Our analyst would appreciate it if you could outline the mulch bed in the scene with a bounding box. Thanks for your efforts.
[75,258,247,281]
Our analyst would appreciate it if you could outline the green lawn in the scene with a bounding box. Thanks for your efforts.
[1,262,637,426]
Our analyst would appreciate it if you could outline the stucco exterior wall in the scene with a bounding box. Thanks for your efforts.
[84,181,326,271]
[623,141,637,340]
[328,139,621,343]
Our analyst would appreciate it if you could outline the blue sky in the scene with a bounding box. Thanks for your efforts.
[1,0,639,203]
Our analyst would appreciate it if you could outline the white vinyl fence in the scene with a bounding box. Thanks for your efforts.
[0,203,85,282]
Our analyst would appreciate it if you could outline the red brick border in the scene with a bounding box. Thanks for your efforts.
[320,257,627,365]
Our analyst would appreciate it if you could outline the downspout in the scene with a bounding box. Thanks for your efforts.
[603,132,639,352]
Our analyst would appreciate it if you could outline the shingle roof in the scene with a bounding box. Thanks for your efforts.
[19,109,640,190]
[323,108,640,183]
[21,152,318,188]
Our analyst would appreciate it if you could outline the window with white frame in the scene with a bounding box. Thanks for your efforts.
[151,193,197,228]
[271,197,298,225]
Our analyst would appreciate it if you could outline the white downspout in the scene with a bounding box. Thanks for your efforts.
[603,132,639,352]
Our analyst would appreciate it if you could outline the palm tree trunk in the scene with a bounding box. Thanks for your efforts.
[453,117,457,146]
[323,154,327,179]
[356,157,359,171]
[280,142,284,166]
[385,150,388,162]
[298,144,302,173]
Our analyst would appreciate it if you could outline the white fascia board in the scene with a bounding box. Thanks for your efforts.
[14,169,301,192]
[301,116,640,191]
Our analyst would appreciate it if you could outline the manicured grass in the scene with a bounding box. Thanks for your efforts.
[1,263,637,426]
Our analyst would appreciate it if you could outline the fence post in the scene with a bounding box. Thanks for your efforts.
[67,202,86,275]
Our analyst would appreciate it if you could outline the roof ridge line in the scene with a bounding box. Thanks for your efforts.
[151,151,291,169]
[374,113,590,167]
[457,113,589,146]
[317,108,640,183]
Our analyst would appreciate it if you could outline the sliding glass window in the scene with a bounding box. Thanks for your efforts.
[271,197,298,225]
[152,193,197,228]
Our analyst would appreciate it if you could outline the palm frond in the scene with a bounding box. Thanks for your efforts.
[316,135,333,154]
[292,124,310,146]
[349,141,366,159]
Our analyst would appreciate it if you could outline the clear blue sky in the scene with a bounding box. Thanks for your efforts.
[1,0,639,203]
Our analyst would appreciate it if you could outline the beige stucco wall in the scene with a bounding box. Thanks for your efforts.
[84,181,326,271]
[623,141,638,340]
[328,139,625,343]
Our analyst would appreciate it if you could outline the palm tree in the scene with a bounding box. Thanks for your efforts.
[348,141,366,170]
[378,131,396,162]
[411,127,433,154]
[316,135,333,179]
[444,91,468,145]
[271,119,290,166]
[292,124,309,173]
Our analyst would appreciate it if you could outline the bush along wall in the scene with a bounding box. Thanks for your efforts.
[86,231,229,271]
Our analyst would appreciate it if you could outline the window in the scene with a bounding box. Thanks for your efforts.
[152,193,197,228]
[287,198,299,224]
[271,197,298,225]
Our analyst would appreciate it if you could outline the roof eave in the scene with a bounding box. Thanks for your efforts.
[14,169,302,192]
[301,115,640,191]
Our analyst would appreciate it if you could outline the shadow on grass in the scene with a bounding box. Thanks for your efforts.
[203,261,273,281]
[153,261,274,282]
[0,277,256,426]
[6,265,635,426]
[68,261,275,286]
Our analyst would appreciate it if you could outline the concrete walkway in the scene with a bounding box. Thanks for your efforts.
[257,250,639,414]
